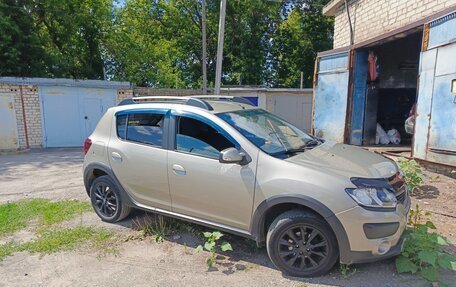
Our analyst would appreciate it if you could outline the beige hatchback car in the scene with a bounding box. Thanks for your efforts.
[83,96,410,277]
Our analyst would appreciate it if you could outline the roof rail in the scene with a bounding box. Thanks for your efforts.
[117,95,254,110]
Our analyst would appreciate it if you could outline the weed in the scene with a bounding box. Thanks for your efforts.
[0,226,116,261]
[397,157,423,193]
[0,199,91,237]
[396,204,456,284]
[0,241,17,261]
[339,264,357,279]
[133,213,201,242]
[90,228,119,258]
[133,213,172,242]
[19,226,93,255]
[195,231,232,268]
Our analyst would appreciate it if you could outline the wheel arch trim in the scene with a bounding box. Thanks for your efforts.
[250,194,351,263]
[83,163,134,206]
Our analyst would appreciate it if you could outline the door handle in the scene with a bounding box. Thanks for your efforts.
[111,152,122,163]
[172,164,186,176]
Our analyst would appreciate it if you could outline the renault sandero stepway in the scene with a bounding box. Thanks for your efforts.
[83,96,410,277]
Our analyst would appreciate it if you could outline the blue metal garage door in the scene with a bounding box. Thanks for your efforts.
[414,11,456,166]
[40,86,116,147]
[313,51,350,143]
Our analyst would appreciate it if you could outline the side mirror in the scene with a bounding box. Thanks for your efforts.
[219,147,247,165]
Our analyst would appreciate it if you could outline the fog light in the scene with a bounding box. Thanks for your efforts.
[377,241,391,255]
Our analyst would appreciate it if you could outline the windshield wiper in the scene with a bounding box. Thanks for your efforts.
[271,146,306,156]
[304,139,321,147]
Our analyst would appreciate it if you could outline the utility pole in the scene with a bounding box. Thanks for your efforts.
[202,0,207,94]
[214,0,227,95]
[300,72,303,89]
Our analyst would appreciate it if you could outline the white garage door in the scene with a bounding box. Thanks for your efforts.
[40,86,116,147]
[0,95,18,150]
[270,95,313,133]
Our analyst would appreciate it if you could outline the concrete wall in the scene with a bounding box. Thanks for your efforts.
[329,0,456,48]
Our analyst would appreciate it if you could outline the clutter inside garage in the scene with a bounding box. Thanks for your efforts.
[360,31,422,146]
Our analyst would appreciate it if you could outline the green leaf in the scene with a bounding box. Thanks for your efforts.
[204,241,215,252]
[425,221,436,229]
[206,257,214,268]
[212,231,223,240]
[420,266,439,282]
[436,235,449,246]
[220,242,233,252]
[418,250,437,266]
[438,254,456,271]
[396,256,418,273]
[203,232,212,238]
[194,245,203,254]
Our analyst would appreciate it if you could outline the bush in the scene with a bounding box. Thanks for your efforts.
[396,204,456,284]
[397,157,423,193]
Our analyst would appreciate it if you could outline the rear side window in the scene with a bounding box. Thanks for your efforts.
[116,112,165,147]
[116,115,127,139]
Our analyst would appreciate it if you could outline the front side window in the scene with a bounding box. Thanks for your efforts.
[123,113,164,147]
[217,109,319,157]
[176,116,235,159]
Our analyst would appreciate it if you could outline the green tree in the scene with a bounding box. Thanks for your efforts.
[222,0,280,86]
[270,0,333,88]
[33,0,112,79]
[0,0,46,77]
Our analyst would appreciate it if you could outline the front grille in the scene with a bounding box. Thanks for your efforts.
[387,172,407,204]
[396,190,407,204]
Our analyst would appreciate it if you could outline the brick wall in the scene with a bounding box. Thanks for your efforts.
[332,0,456,48]
[117,88,134,103]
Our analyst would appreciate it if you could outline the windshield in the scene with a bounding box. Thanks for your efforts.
[217,109,319,157]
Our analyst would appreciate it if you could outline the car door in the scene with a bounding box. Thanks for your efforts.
[108,109,172,211]
[167,111,256,231]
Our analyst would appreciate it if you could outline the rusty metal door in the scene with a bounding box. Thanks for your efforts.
[0,95,18,150]
[313,51,350,142]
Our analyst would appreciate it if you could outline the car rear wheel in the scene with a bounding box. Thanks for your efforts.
[266,210,339,277]
[90,175,131,223]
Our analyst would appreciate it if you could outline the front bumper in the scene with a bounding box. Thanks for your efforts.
[346,237,405,264]
[336,194,411,265]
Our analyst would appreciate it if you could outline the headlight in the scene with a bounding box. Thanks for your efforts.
[346,187,397,209]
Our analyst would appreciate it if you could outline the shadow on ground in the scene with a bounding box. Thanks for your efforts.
[412,185,440,200]
[112,210,429,287]
[0,148,83,175]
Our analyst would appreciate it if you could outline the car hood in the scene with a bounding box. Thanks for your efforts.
[286,141,398,179]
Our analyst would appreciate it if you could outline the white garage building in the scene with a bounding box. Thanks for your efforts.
[0,77,131,150]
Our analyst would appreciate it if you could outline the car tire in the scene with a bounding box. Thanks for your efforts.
[266,210,339,277]
[90,175,131,223]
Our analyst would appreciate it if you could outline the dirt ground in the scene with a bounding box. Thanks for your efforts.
[0,148,455,286]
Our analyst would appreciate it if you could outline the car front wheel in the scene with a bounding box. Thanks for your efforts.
[266,210,339,277]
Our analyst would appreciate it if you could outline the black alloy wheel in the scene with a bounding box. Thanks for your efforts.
[89,175,131,222]
[266,210,339,277]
